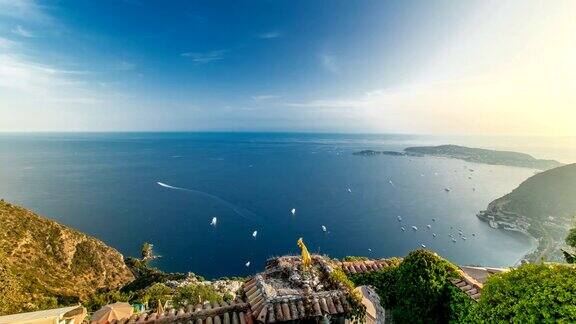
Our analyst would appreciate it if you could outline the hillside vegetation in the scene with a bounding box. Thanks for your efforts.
[354,144,563,170]
[0,200,134,315]
[479,163,576,262]
[488,163,576,222]
[405,145,563,170]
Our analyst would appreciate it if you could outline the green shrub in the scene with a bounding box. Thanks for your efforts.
[349,249,471,323]
[223,293,234,302]
[172,284,222,308]
[342,256,370,262]
[136,283,173,310]
[566,228,576,248]
[564,227,576,263]
[391,250,462,323]
[475,263,576,322]
[83,290,134,312]
[350,265,398,307]
[122,257,185,292]
[444,284,477,323]
[329,268,366,322]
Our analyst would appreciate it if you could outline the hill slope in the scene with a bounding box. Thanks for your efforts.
[405,145,563,170]
[478,163,576,261]
[0,200,134,315]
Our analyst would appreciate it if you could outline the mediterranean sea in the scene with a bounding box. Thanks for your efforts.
[1,132,573,278]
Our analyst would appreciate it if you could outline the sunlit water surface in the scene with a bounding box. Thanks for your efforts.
[2,133,573,278]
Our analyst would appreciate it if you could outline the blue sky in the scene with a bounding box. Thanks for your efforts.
[1,1,575,134]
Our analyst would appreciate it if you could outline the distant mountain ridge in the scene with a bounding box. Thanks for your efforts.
[354,144,563,170]
[0,200,134,315]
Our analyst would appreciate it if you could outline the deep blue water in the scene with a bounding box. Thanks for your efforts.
[2,132,572,278]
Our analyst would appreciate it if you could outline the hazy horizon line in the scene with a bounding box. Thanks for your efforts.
[0,130,574,138]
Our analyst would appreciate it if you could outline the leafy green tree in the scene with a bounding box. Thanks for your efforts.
[349,249,471,323]
[83,290,134,312]
[137,283,173,310]
[567,228,576,248]
[475,263,576,322]
[563,227,576,263]
[123,256,185,292]
[350,265,398,307]
[391,250,463,323]
[172,284,222,308]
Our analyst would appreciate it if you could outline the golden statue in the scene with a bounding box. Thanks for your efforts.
[297,238,312,269]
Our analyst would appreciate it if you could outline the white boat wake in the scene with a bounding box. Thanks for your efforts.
[157,182,180,190]
[157,181,257,222]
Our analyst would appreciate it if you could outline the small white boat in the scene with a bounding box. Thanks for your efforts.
[322,225,327,232]
[411,226,418,231]
[421,244,426,248]
[452,238,457,242]
[245,261,251,267]
[401,227,406,231]
[397,215,402,222]
[444,188,451,192]
[347,188,352,193]
[368,248,372,252]
[432,233,437,237]
[426,224,431,229]
[432,218,436,222]
[252,230,258,238]
[291,208,296,215]
[210,217,217,227]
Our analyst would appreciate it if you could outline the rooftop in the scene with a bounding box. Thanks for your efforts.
[116,255,507,323]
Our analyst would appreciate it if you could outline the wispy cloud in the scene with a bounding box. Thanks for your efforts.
[0,37,19,49]
[0,0,52,23]
[257,31,282,39]
[0,53,101,104]
[283,88,403,111]
[0,1,97,104]
[319,53,339,73]
[252,94,280,101]
[11,25,35,37]
[181,50,226,64]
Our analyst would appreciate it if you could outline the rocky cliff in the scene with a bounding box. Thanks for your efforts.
[0,200,134,315]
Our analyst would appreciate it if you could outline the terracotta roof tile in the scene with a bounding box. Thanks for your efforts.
[120,256,497,324]
[340,259,399,275]
[126,300,250,324]
[451,268,485,301]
